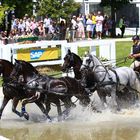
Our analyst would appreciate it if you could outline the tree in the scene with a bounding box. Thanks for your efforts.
[0,0,33,32]
[100,0,133,37]
[37,0,80,20]
[1,0,33,18]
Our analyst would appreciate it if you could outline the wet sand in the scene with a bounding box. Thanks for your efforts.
[1,88,140,140]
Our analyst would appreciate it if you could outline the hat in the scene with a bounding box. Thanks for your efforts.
[98,11,101,14]
[132,35,139,40]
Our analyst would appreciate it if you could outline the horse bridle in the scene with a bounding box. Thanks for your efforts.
[81,56,114,87]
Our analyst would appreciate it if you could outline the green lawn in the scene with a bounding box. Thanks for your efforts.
[78,41,133,67]
[116,41,133,67]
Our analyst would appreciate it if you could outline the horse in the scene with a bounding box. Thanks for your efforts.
[62,49,82,80]
[0,59,54,120]
[0,59,26,119]
[62,49,93,95]
[10,59,91,119]
[80,54,140,111]
[10,59,69,121]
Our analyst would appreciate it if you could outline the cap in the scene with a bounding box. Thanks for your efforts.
[132,35,139,40]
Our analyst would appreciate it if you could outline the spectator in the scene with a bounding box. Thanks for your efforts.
[1,31,8,45]
[38,21,45,36]
[70,15,78,42]
[96,11,104,39]
[76,17,85,40]
[18,19,25,32]
[59,20,66,40]
[103,15,109,37]
[119,16,126,38]
[107,16,113,37]
[44,15,51,35]
[86,14,93,40]
[91,12,96,38]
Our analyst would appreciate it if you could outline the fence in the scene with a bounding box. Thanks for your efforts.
[0,39,116,67]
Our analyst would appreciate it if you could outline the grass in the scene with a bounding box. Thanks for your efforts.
[116,41,133,67]
[78,41,133,67]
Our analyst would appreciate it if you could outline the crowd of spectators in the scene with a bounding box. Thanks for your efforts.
[0,11,113,44]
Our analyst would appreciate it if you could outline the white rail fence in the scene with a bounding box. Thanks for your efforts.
[0,40,116,67]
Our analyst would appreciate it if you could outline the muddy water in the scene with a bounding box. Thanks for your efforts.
[1,91,140,140]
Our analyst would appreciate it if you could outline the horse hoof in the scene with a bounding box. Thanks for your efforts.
[46,118,52,122]
[58,116,63,122]
[94,109,102,113]
[23,112,29,120]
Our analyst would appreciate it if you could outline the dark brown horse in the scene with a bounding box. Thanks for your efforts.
[62,49,82,80]
[0,59,53,120]
[10,59,69,120]
[0,59,26,119]
[10,59,91,119]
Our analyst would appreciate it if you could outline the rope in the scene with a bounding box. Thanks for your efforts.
[102,56,128,66]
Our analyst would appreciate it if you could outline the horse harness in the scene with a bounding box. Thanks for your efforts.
[92,65,120,92]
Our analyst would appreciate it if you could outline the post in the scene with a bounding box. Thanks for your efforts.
[84,2,89,15]
[5,11,8,31]
[32,0,37,16]
[136,4,140,29]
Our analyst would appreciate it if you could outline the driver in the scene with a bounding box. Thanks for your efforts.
[128,35,140,69]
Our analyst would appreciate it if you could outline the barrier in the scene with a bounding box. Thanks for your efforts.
[64,40,116,66]
[0,39,116,67]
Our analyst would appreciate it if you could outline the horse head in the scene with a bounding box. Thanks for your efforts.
[80,54,94,71]
[62,49,83,80]
[62,49,75,72]
[10,59,39,83]
[62,49,82,72]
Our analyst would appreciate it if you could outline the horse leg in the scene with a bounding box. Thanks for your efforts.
[97,91,107,109]
[21,95,40,120]
[110,89,120,112]
[61,97,73,118]
[35,101,51,121]
[52,99,62,121]
[0,96,10,119]
[45,99,62,121]
[12,97,22,117]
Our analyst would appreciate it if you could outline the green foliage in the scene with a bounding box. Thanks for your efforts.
[1,0,33,18]
[0,4,14,25]
[100,0,132,9]
[37,0,80,19]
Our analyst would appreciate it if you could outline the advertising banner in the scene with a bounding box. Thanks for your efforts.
[17,47,60,62]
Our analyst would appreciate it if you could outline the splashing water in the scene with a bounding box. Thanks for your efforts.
[1,89,140,140]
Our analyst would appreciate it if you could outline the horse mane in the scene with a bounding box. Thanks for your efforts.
[72,52,83,64]
[19,60,39,74]
[90,54,104,66]
[0,59,14,67]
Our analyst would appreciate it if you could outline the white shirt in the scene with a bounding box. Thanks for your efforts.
[96,15,104,26]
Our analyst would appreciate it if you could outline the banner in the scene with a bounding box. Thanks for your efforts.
[17,47,60,62]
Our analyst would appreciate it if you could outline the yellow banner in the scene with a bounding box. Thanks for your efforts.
[17,47,60,62]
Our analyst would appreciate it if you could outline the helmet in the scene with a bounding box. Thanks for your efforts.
[132,35,139,40]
